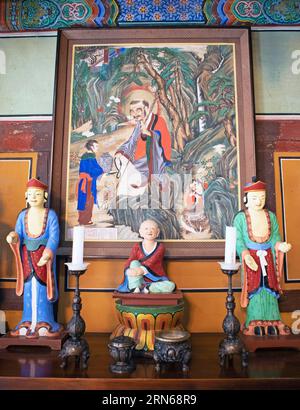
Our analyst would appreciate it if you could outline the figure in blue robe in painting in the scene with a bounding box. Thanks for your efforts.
[7,178,62,338]
[77,139,104,225]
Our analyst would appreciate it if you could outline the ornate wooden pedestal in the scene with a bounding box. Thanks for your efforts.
[111,291,185,354]
[0,333,67,351]
[240,333,300,352]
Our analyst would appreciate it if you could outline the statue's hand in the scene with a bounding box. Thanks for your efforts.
[134,267,144,276]
[127,267,144,277]
[278,242,292,253]
[244,253,258,271]
[6,232,18,244]
[37,255,50,267]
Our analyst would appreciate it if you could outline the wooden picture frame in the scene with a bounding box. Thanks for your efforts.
[52,27,255,259]
[0,152,38,280]
[274,152,300,283]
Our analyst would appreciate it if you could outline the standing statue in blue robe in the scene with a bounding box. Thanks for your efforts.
[7,178,62,338]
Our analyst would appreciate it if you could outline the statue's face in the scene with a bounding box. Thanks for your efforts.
[26,188,45,208]
[246,191,266,211]
[139,220,159,240]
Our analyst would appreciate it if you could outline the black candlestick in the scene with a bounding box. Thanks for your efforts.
[59,267,90,369]
[218,263,248,367]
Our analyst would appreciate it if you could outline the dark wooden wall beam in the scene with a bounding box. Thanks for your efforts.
[0,288,22,310]
[279,290,300,312]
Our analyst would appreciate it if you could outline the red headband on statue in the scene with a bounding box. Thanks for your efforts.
[243,180,266,193]
[26,178,48,191]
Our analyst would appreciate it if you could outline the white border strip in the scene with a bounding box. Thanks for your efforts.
[251,26,300,31]
[256,115,300,120]
[0,31,57,38]
[0,116,53,121]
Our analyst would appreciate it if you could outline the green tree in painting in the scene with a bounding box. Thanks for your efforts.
[72,57,92,131]
[189,45,236,146]
[72,44,235,151]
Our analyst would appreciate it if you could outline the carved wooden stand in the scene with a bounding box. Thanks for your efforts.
[240,333,300,352]
[59,268,90,369]
[0,333,66,350]
[218,264,248,368]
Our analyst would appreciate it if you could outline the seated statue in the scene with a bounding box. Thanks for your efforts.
[117,219,175,293]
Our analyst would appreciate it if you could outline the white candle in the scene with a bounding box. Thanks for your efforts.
[72,225,85,267]
[224,226,236,266]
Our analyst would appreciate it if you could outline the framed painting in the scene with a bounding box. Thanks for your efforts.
[0,33,57,116]
[252,27,300,115]
[52,27,255,259]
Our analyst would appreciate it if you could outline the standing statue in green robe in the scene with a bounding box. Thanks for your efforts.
[233,179,292,336]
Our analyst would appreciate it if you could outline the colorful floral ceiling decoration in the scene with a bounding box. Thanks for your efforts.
[0,0,299,31]
[204,0,300,25]
[118,0,205,25]
[0,0,119,31]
